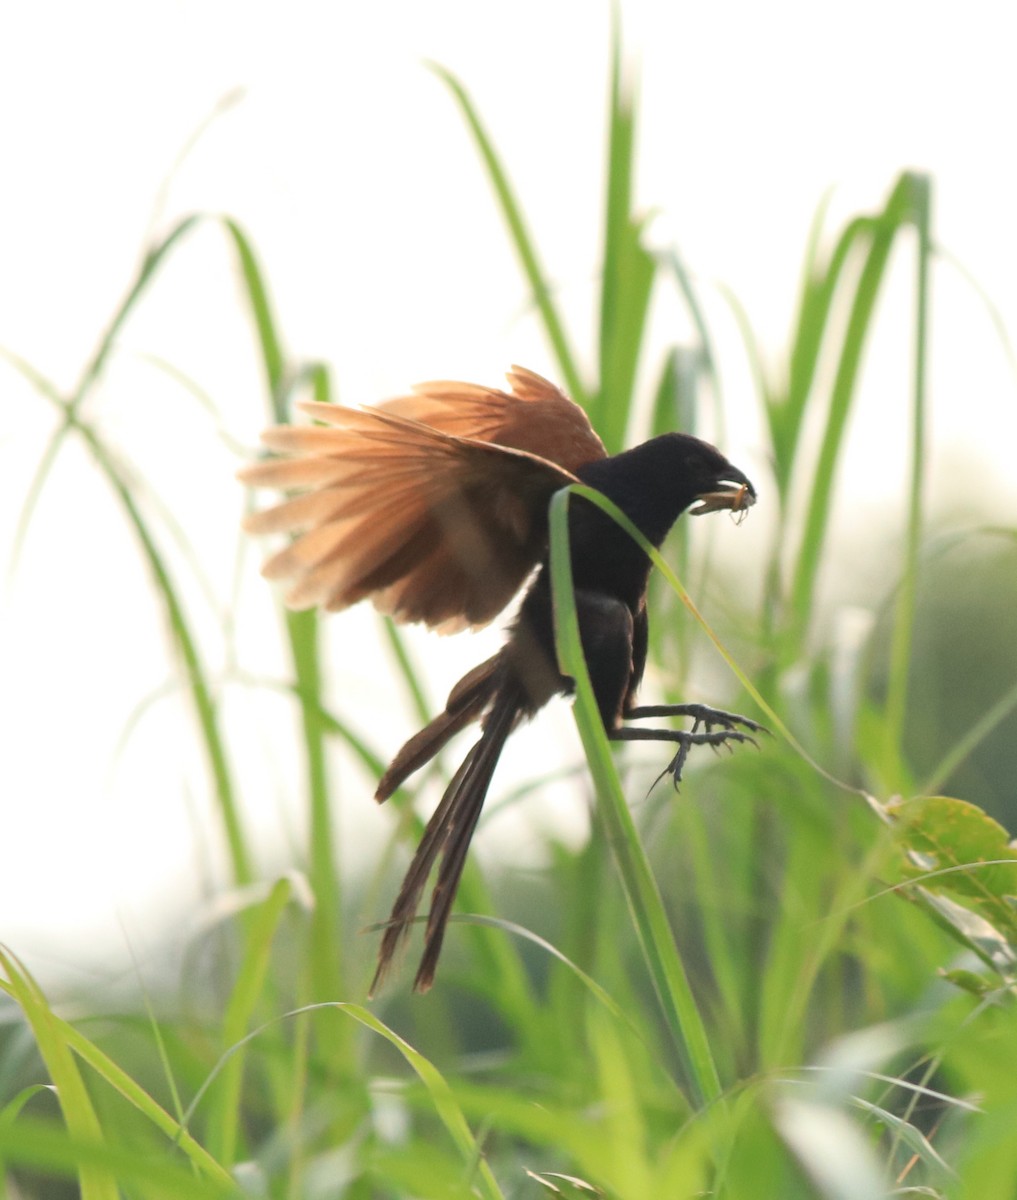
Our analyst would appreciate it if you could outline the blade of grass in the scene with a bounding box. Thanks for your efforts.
[186,1001,505,1200]
[0,949,118,1200]
[660,250,724,425]
[48,1019,234,1188]
[789,174,929,652]
[884,173,931,751]
[563,483,867,796]
[206,876,298,1167]
[547,488,722,1109]
[222,217,287,423]
[73,215,206,413]
[428,62,588,408]
[8,216,261,887]
[335,1003,506,1200]
[225,221,349,1029]
[919,675,1017,795]
[382,618,433,728]
[595,19,656,452]
[9,366,254,885]
[8,216,203,575]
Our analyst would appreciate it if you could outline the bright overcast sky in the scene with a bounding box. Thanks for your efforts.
[2,0,1015,984]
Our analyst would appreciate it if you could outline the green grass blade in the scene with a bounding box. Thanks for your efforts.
[2,351,67,578]
[595,24,655,451]
[0,950,118,1200]
[547,488,722,1109]
[7,218,255,888]
[35,396,252,884]
[0,1084,55,1126]
[884,173,932,751]
[661,250,724,424]
[221,218,287,419]
[775,201,860,494]
[334,1003,506,1200]
[72,214,204,411]
[789,174,927,649]
[382,617,434,728]
[285,607,346,1005]
[428,62,587,408]
[561,485,867,792]
[207,876,297,1166]
[939,245,1017,381]
[51,1019,234,1188]
[226,229,348,1019]
[919,675,1017,795]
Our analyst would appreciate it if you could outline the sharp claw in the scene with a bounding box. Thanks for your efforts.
[656,725,761,789]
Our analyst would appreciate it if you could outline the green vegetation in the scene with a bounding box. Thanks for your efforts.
[4,28,1017,1200]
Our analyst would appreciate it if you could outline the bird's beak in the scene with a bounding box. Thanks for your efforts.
[691,471,756,517]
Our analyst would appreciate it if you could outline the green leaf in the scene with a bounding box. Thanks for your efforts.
[889,794,1017,972]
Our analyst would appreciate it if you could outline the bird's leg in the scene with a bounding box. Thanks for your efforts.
[611,709,764,787]
[625,702,766,737]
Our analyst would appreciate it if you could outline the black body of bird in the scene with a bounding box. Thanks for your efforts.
[240,367,760,991]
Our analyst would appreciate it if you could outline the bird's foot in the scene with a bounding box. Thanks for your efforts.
[614,704,766,788]
[653,725,760,790]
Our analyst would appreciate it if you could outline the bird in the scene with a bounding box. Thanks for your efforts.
[239,366,760,992]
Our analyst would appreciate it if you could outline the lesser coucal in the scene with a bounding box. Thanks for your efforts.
[240,367,759,991]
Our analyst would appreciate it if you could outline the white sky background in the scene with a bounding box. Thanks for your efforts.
[2,0,1016,987]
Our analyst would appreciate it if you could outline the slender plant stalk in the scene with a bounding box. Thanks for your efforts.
[429,63,588,409]
[547,488,722,1109]
[885,175,931,748]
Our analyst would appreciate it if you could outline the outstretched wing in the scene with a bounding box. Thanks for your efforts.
[239,403,578,632]
[378,365,606,470]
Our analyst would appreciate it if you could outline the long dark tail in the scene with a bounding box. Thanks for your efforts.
[375,654,501,802]
[370,684,521,993]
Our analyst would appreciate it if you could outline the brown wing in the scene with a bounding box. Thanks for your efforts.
[239,402,578,633]
[378,365,606,471]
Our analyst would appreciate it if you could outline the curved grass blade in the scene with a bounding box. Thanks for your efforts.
[427,62,587,409]
[595,19,655,452]
[184,1001,505,1199]
[10,376,253,885]
[206,876,298,1167]
[382,617,433,728]
[8,215,261,886]
[335,1003,506,1200]
[938,246,1017,382]
[45,1020,234,1188]
[884,173,931,750]
[72,214,205,412]
[221,218,287,421]
[0,948,118,1200]
[561,484,866,796]
[919,675,1017,795]
[547,488,722,1108]
[659,249,724,426]
[790,174,931,651]
[224,219,348,1018]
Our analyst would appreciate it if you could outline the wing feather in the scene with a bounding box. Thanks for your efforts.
[239,395,580,631]
[378,365,606,470]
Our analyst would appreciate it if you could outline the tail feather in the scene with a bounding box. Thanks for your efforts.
[375,654,502,802]
[370,686,521,994]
